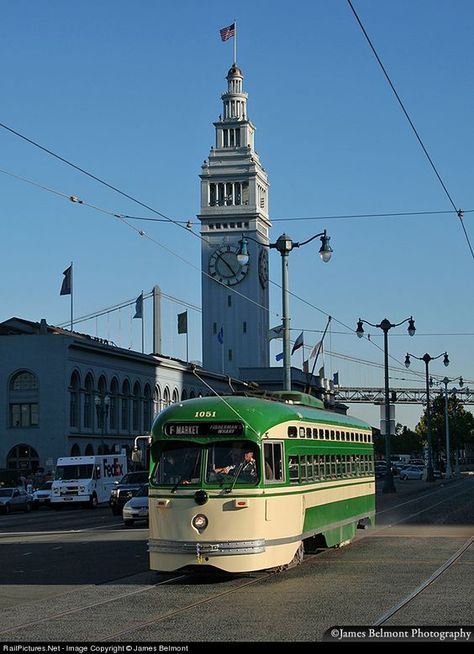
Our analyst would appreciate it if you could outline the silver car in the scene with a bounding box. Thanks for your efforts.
[399,465,423,480]
[0,487,33,513]
[122,484,149,527]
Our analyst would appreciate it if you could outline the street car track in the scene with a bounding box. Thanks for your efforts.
[0,480,471,640]
[0,567,284,639]
[373,536,474,625]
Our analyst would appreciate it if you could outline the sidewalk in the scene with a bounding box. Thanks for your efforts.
[375,473,464,501]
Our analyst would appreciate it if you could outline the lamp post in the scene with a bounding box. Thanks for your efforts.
[405,351,449,482]
[95,394,110,454]
[440,376,463,480]
[238,230,332,391]
[356,316,416,493]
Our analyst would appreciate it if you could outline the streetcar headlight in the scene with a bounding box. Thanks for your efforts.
[192,514,208,532]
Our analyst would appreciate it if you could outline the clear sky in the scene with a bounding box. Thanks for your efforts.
[1,1,472,430]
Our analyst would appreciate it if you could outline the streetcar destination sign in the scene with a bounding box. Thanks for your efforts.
[164,422,243,437]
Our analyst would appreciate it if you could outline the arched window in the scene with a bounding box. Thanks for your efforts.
[172,388,179,404]
[85,443,94,456]
[154,385,162,414]
[96,375,109,434]
[181,389,188,401]
[189,390,196,399]
[163,386,171,408]
[109,377,119,431]
[10,371,38,391]
[121,380,130,431]
[70,443,80,456]
[83,373,94,429]
[132,381,141,432]
[144,384,152,431]
[9,370,39,428]
[7,444,40,472]
[69,371,81,428]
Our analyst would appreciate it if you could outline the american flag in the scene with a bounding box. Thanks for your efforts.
[220,23,235,42]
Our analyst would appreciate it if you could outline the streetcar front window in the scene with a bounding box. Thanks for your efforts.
[206,441,259,485]
[153,443,201,487]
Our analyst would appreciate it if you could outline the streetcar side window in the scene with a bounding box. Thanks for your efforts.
[288,456,299,484]
[263,442,283,483]
[288,426,297,438]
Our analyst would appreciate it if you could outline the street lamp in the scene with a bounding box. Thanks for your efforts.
[95,394,110,454]
[439,375,463,480]
[356,316,416,493]
[238,231,332,391]
[405,351,449,482]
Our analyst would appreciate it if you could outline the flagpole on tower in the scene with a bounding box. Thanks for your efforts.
[233,19,237,64]
[69,261,73,332]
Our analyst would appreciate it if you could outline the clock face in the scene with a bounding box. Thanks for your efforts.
[209,244,249,285]
[258,248,269,288]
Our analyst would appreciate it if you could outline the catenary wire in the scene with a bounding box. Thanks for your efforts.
[0,163,432,384]
[0,160,443,384]
[346,0,474,261]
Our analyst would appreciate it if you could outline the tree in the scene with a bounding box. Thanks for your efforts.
[373,423,422,458]
[415,392,474,461]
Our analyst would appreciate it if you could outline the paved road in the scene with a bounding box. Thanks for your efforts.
[0,475,472,642]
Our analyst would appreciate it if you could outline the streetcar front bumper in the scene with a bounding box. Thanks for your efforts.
[149,538,265,557]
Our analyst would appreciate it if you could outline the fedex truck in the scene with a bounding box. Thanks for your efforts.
[51,454,127,508]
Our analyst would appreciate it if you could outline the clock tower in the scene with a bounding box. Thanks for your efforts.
[198,63,271,377]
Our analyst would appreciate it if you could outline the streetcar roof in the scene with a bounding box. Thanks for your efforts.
[152,394,372,439]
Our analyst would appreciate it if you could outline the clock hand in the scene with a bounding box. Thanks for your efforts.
[217,253,237,276]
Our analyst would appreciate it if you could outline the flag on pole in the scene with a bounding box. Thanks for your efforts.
[291,331,304,355]
[217,326,224,344]
[133,293,143,319]
[177,311,188,334]
[268,325,284,341]
[310,339,322,359]
[275,352,284,362]
[60,265,72,296]
[220,23,235,41]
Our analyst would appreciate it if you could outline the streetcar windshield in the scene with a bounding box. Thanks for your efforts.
[151,440,260,487]
[153,443,202,487]
[206,441,259,486]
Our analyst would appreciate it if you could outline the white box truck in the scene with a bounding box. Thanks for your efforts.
[51,454,127,508]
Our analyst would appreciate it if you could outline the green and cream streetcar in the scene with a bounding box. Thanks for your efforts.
[148,391,375,573]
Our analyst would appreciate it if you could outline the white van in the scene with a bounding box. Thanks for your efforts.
[51,455,127,508]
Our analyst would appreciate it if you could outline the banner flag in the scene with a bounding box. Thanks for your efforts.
[133,293,143,319]
[177,311,188,334]
[291,331,304,355]
[60,265,72,296]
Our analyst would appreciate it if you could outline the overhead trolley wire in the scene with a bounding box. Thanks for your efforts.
[346,0,474,261]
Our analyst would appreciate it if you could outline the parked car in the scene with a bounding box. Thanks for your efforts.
[0,487,33,513]
[32,481,53,509]
[109,470,149,515]
[122,484,149,527]
[399,465,424,480]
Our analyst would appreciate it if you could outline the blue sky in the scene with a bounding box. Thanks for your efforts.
[1,1,472,429]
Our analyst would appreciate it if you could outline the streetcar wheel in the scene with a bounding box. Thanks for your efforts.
[290,542,305,567]
[272,542,304,573]
[89,494,98,509]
